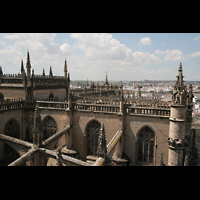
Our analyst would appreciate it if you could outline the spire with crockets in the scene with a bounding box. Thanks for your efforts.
[172,62,187,105]
[97,123,107,159]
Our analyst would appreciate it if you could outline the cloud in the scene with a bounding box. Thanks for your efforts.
[138,37,152,45]
[0,40,6,46]
[70,33,132,61]
[70,33,160,65]
[0,33,72,74]
[132,51,160,64]
[2,33,72,55]
[69,33,161,80]
[191,52,200,57]
[155,49,185,61]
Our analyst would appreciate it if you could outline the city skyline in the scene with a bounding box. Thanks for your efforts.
[0,33,200,81]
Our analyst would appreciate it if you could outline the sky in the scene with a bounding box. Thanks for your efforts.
[0,33,200,81]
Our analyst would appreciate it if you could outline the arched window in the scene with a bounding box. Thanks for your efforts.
[4,119,20,138]
[49,93,54,101]
[138,126,155,164]
[86,120,101,156]
[43,116,57,140]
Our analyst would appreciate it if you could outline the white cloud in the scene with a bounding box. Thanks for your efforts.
[155,49,185,61]
[155,49,165,55]
[0,40,6,46]
[70,33,160,64]
[60,43,71,55]
[0,33,72,74]
[70,33,132,61]
[191,52,200,57]
[69,33,161,80]
[132,51,160,64]
[2,33,72,55]
[138,37,152,45]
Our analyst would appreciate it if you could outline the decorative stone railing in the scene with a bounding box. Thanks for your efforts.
[125,106,170,117]
[73,102,120,113]
[1,74,23,78]
[0,99,35,112]
[36,100,68,110]
[0,97,171,118]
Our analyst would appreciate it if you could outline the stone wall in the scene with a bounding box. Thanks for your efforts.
[33,88,66,100]
[0,88,26,100]
[124,114,169,166]
[72,111,119,158]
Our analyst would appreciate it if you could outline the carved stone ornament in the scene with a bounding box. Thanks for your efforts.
[172,63,187,105]
[167,136,185,148]
[97,123,107,158]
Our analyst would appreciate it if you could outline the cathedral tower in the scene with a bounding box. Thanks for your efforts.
[167,63,187,166]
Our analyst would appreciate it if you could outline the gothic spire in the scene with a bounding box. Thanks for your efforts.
[64,59,67,78]
[176,62,184,87]
[97,123,107,159]
[172,63,187,105]
[105,71,109,85]
[49,66,53,77]
[26,51,31,78]
[21,59,24,72]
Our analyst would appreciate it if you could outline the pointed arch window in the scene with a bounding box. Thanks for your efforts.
[43,116,57,140]
[86,120,101,156]
[138,126,155,164]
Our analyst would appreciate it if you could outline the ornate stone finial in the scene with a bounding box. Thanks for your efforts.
[179,62,182,70]
[49,66,53,77]
[26,51,31,69]
[172,63,187,105]
[43,68,45,76]
[21,60,24,72]
[32,104,41,146]
[26,51,31,80]
[97,123,107,159]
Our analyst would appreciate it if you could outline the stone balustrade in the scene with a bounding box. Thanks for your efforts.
[0,96,171,117]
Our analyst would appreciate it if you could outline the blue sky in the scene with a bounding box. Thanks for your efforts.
[0,33,200,81]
